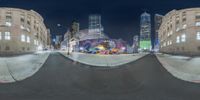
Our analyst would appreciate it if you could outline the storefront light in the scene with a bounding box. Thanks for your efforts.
[80,47,84,50]
[121,47,126,50]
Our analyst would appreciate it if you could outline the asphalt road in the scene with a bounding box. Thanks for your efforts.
[0,52,200,100]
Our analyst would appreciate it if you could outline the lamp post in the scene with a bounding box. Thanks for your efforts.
[67,30,70,55]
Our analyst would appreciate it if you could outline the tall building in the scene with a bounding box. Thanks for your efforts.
[71,21,80,37]
[47,29,52,49]
[154,14,163,51]
[0,7,48,55]
[140,12,152,51]
[88,14,103,34]
[132,35,139,52]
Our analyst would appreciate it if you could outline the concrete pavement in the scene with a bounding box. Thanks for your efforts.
[60,52,148,67]
[0,53,200,100]
[156,53,200,83]
[0,51,49,83]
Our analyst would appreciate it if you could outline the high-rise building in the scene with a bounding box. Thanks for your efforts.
[47,29,52,49]
[132,35,139,52]
[154,14,163,51]
[71,21,80,34]
[88,14,103,34]
[140,12,152,51]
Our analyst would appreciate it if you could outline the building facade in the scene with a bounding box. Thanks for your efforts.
[88,14,103,35]
[154,14,163,51]
[132,35,139,52]
[47,29,52,49]
[0,8,48,55]
[140,12,152,51]
[159,8,200,56]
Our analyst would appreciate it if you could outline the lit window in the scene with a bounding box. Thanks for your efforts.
[0,32,1,40]
[21,34,26,42]
[5,32,11,40]
[182,24,187,29]
[181,34,186,42]
[27,27,30,32]
[176,36,180,43]
[167,41,170,45]
[197,32,200,40]
[176,27,180,32]
[27,36,30,43]
[5,16,12,27]
[170,40,172,45]
[163,42,166,47]
[20,25,25,29]
[196,22,200,26]
[34,40,37,45]
[34,40,39,45]
[169,31,173,35]
[5,22,12,27]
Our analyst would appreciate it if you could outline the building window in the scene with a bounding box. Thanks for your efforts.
[21,34,26,42]
[20,25,25,29]
[5,32,11,40]
[196,22,200,26]
[198,46,200,51]
[20,15,25,23]
[27,27,30,32]
[5,22,12,27]
[182,24,187,29]
[163,42,166,47]
[34,40,37,45]
[170,40,172,45]
[197,32,200,40]
[5,16,12,27]
[27,20,31,25]
[27,36,30,43]
[34,40,39,45]
[0,32,1,40]
[196,13,200,19]
[176,27,180,32]
[181,34,186,42]
[182,12,186,22]
[176,36,180,43]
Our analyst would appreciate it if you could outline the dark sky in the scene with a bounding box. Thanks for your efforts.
[1,0,200,44]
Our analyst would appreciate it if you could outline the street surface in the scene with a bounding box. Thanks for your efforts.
[0,52,200,100]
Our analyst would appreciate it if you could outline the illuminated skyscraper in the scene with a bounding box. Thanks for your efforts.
[140,12,152,51]
[88,14,103,34]
[154,14,163,51]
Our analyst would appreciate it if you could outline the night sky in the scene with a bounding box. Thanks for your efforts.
[1,0,200,44]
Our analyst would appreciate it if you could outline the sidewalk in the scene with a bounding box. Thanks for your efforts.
[156,53,200,83]
[0,51,50,83]
[60,52,148,67]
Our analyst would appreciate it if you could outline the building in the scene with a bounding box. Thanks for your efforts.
[0,7,48,55]
[159,8,200,56]
[52,35,62,49]
[70,21,80,38]
[88,14,103,35]
[132,35,139,52]
[154,14,163,51]
[140,12,152,51]
[47,29,52,49]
